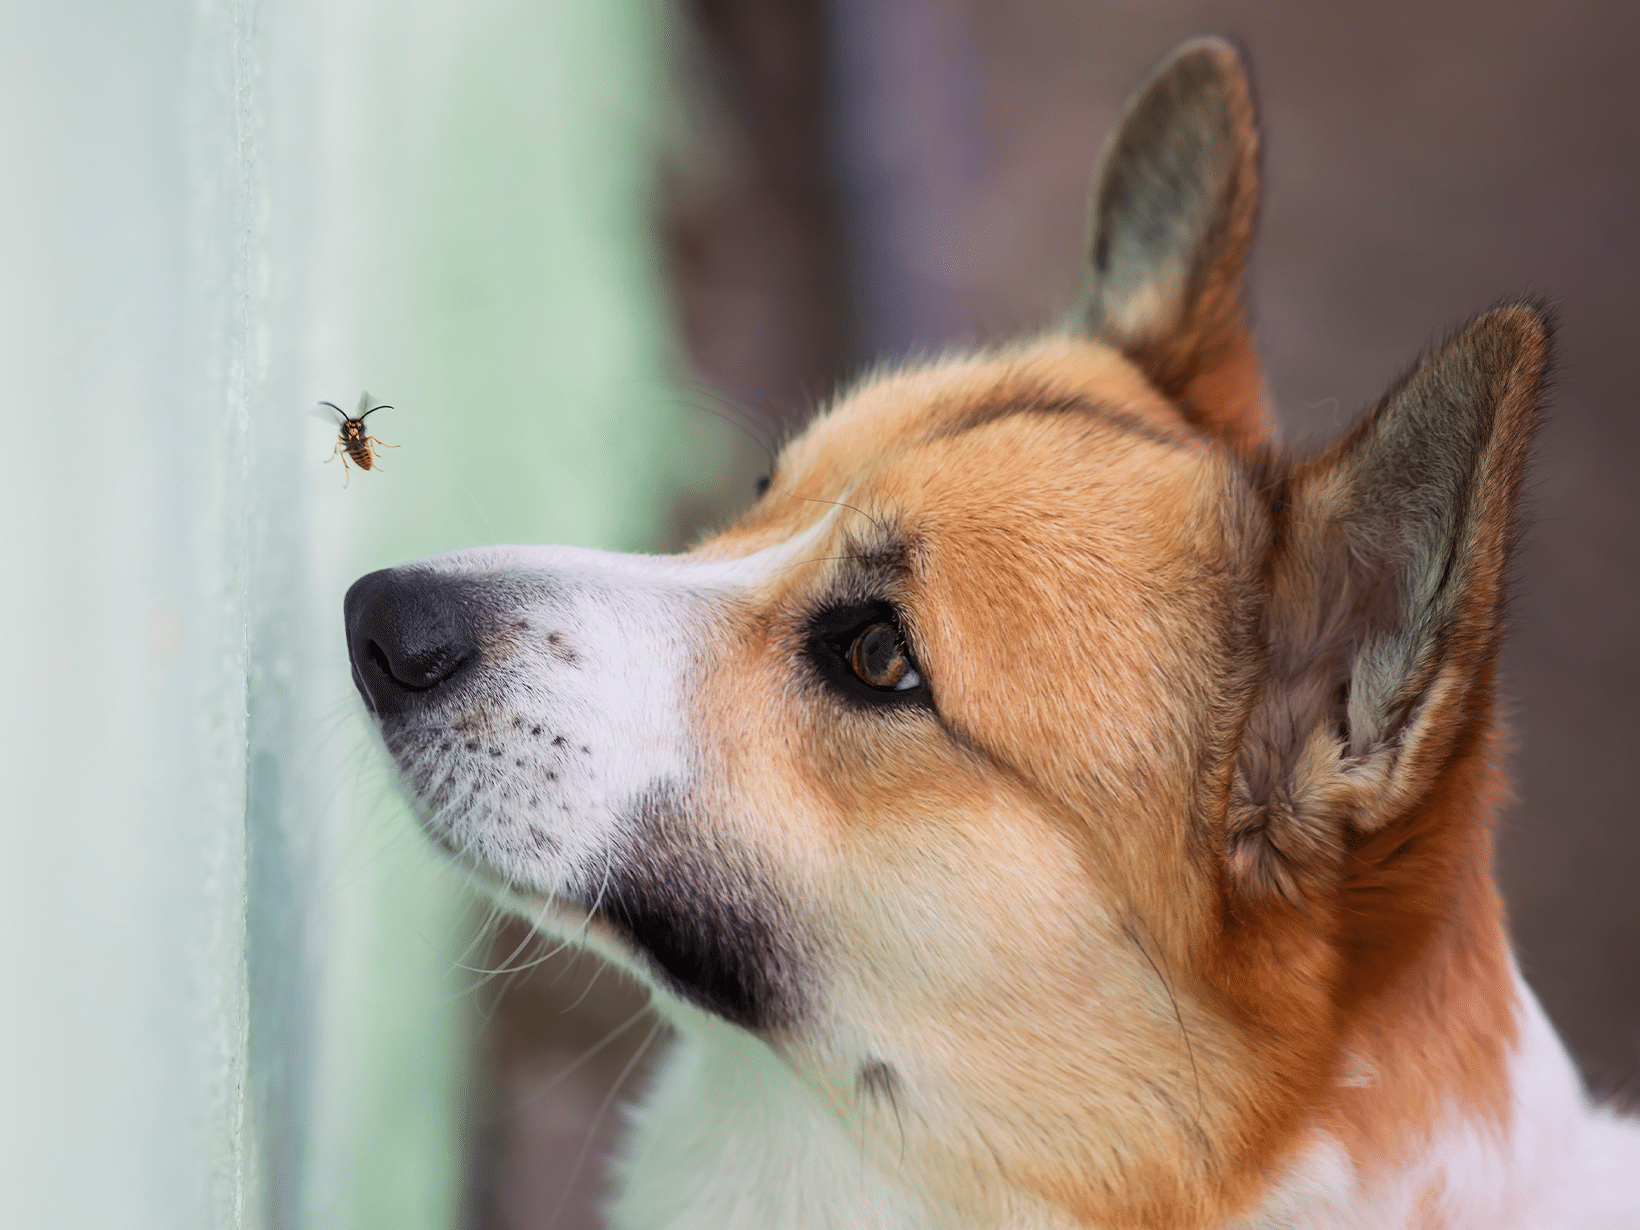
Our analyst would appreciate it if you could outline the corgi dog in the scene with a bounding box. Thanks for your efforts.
[344,37,1640,1230]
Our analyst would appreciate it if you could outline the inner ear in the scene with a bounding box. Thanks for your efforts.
[1076,37,1269,451]
[1226,305,1552,909]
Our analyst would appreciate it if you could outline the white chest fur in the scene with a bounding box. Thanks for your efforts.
[1237,980,1640,1230]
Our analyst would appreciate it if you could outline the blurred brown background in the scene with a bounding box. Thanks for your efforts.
[468,3,1640,1225]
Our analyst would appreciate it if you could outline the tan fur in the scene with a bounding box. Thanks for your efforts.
[665,301,1538,1221]
[691,348,1275,1224]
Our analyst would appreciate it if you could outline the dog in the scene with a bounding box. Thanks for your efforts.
[344,37,1640,1230]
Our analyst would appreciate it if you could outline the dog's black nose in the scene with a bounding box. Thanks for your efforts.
[344,568,479,715]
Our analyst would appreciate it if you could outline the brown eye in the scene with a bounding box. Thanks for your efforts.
[849,622,920,691]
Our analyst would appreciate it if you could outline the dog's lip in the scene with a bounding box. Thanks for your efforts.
[374,705,515,740]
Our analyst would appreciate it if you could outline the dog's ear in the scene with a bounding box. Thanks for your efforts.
[1076,37,1269,451]
[1227,305,1551,910]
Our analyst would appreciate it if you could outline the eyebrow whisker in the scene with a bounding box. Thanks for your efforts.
[768,553,878,577]
[780,490,886,533]
[668,388,779,467]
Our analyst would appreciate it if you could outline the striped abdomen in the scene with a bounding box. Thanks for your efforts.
[342,425,375,470]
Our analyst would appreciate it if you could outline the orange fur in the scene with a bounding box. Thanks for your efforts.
[663,267,1554,1223]
[653,40,1557,1225]
[670,309,1534,1223]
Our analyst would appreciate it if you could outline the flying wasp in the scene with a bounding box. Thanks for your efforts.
[322,392,397,487]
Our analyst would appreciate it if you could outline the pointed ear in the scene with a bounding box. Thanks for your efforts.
[1227,306,1552,907]
[1076,37,1270,451]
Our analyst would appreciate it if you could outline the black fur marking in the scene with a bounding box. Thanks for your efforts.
[856,1059,899,1101]
[596,782,806,1031]
[935,386,1183,449]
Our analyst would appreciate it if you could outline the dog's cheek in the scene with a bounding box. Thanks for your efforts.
[598,782,813,1032]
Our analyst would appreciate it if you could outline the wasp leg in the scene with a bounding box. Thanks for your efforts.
[366,435,399,449]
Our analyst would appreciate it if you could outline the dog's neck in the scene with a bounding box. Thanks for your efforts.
[1243,971,1611,1230]
[607,1009,940,1228]
[607,899,1635,1230]
[1242,842,1640,1228]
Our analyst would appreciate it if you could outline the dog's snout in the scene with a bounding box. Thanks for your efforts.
[344,568,479,714]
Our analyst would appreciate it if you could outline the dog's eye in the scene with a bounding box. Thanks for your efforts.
[849,623,920,691]
[806,602,930,709]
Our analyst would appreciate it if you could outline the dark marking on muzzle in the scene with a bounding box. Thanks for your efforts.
[598,782,806,1032]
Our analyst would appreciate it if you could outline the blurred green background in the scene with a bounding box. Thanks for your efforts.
[2,1,742,1227]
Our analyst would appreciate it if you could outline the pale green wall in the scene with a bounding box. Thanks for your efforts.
[0,2,716,1227]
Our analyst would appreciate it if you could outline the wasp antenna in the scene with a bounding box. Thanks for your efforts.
[319,400,347,419]
[359,404,395,420]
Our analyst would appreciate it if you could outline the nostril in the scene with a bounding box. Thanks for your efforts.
[366,639,420,689]
[366,635,469,692]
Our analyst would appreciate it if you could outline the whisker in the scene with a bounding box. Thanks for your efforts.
[557,947,612,1015]
[452,896,555,977]
[766,552,876,578]
[499,856,612,978]
[1126,922,1204,1119]
[780,490,885,533]
[676,378,789,446]
[665,393,777,468]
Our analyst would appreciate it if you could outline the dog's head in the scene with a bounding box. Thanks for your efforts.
[346,39,1549,1226]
